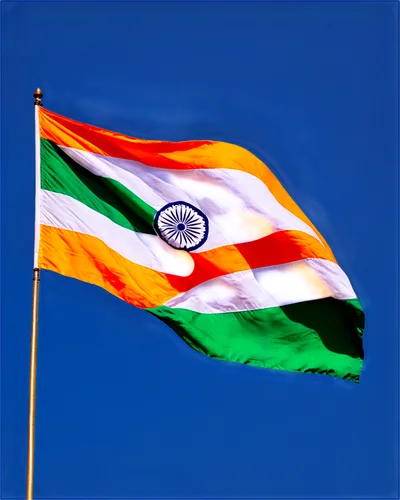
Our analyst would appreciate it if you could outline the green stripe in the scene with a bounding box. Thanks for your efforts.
[40,139,157,234]
[147,298,364,382]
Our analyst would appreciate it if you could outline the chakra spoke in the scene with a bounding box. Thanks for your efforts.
[161,213,178,225]
[166,210,179,224]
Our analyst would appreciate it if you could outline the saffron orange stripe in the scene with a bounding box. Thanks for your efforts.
[39,107,336,262]
[39,225,336,309]
[39,225,173,308]
[39,107,213,164]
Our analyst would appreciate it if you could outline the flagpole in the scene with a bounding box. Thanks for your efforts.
[26,88,43,500]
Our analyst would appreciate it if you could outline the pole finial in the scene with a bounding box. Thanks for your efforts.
[33,88,43,106]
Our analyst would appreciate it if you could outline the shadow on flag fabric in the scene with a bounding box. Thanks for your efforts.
[35,107,365,382]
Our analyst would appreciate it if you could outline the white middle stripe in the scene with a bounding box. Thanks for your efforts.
[163,260,356,313]
[60,146,323,252]
[40,190,195,277]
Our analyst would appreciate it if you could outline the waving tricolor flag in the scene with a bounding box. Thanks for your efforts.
[35,107,364,382]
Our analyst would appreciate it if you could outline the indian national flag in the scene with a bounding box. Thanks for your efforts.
[35,107,364,382]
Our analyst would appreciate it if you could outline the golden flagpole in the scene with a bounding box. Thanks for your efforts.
[26,88,43,500]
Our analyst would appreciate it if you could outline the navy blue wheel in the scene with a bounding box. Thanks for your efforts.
[154,201,209,251]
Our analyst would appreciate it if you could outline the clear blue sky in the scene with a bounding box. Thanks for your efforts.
[1,1,398,498]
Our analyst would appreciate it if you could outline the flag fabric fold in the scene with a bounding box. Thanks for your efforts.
[36,107,364,382]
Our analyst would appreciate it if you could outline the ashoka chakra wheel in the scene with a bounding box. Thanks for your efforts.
[154,201,209,251]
